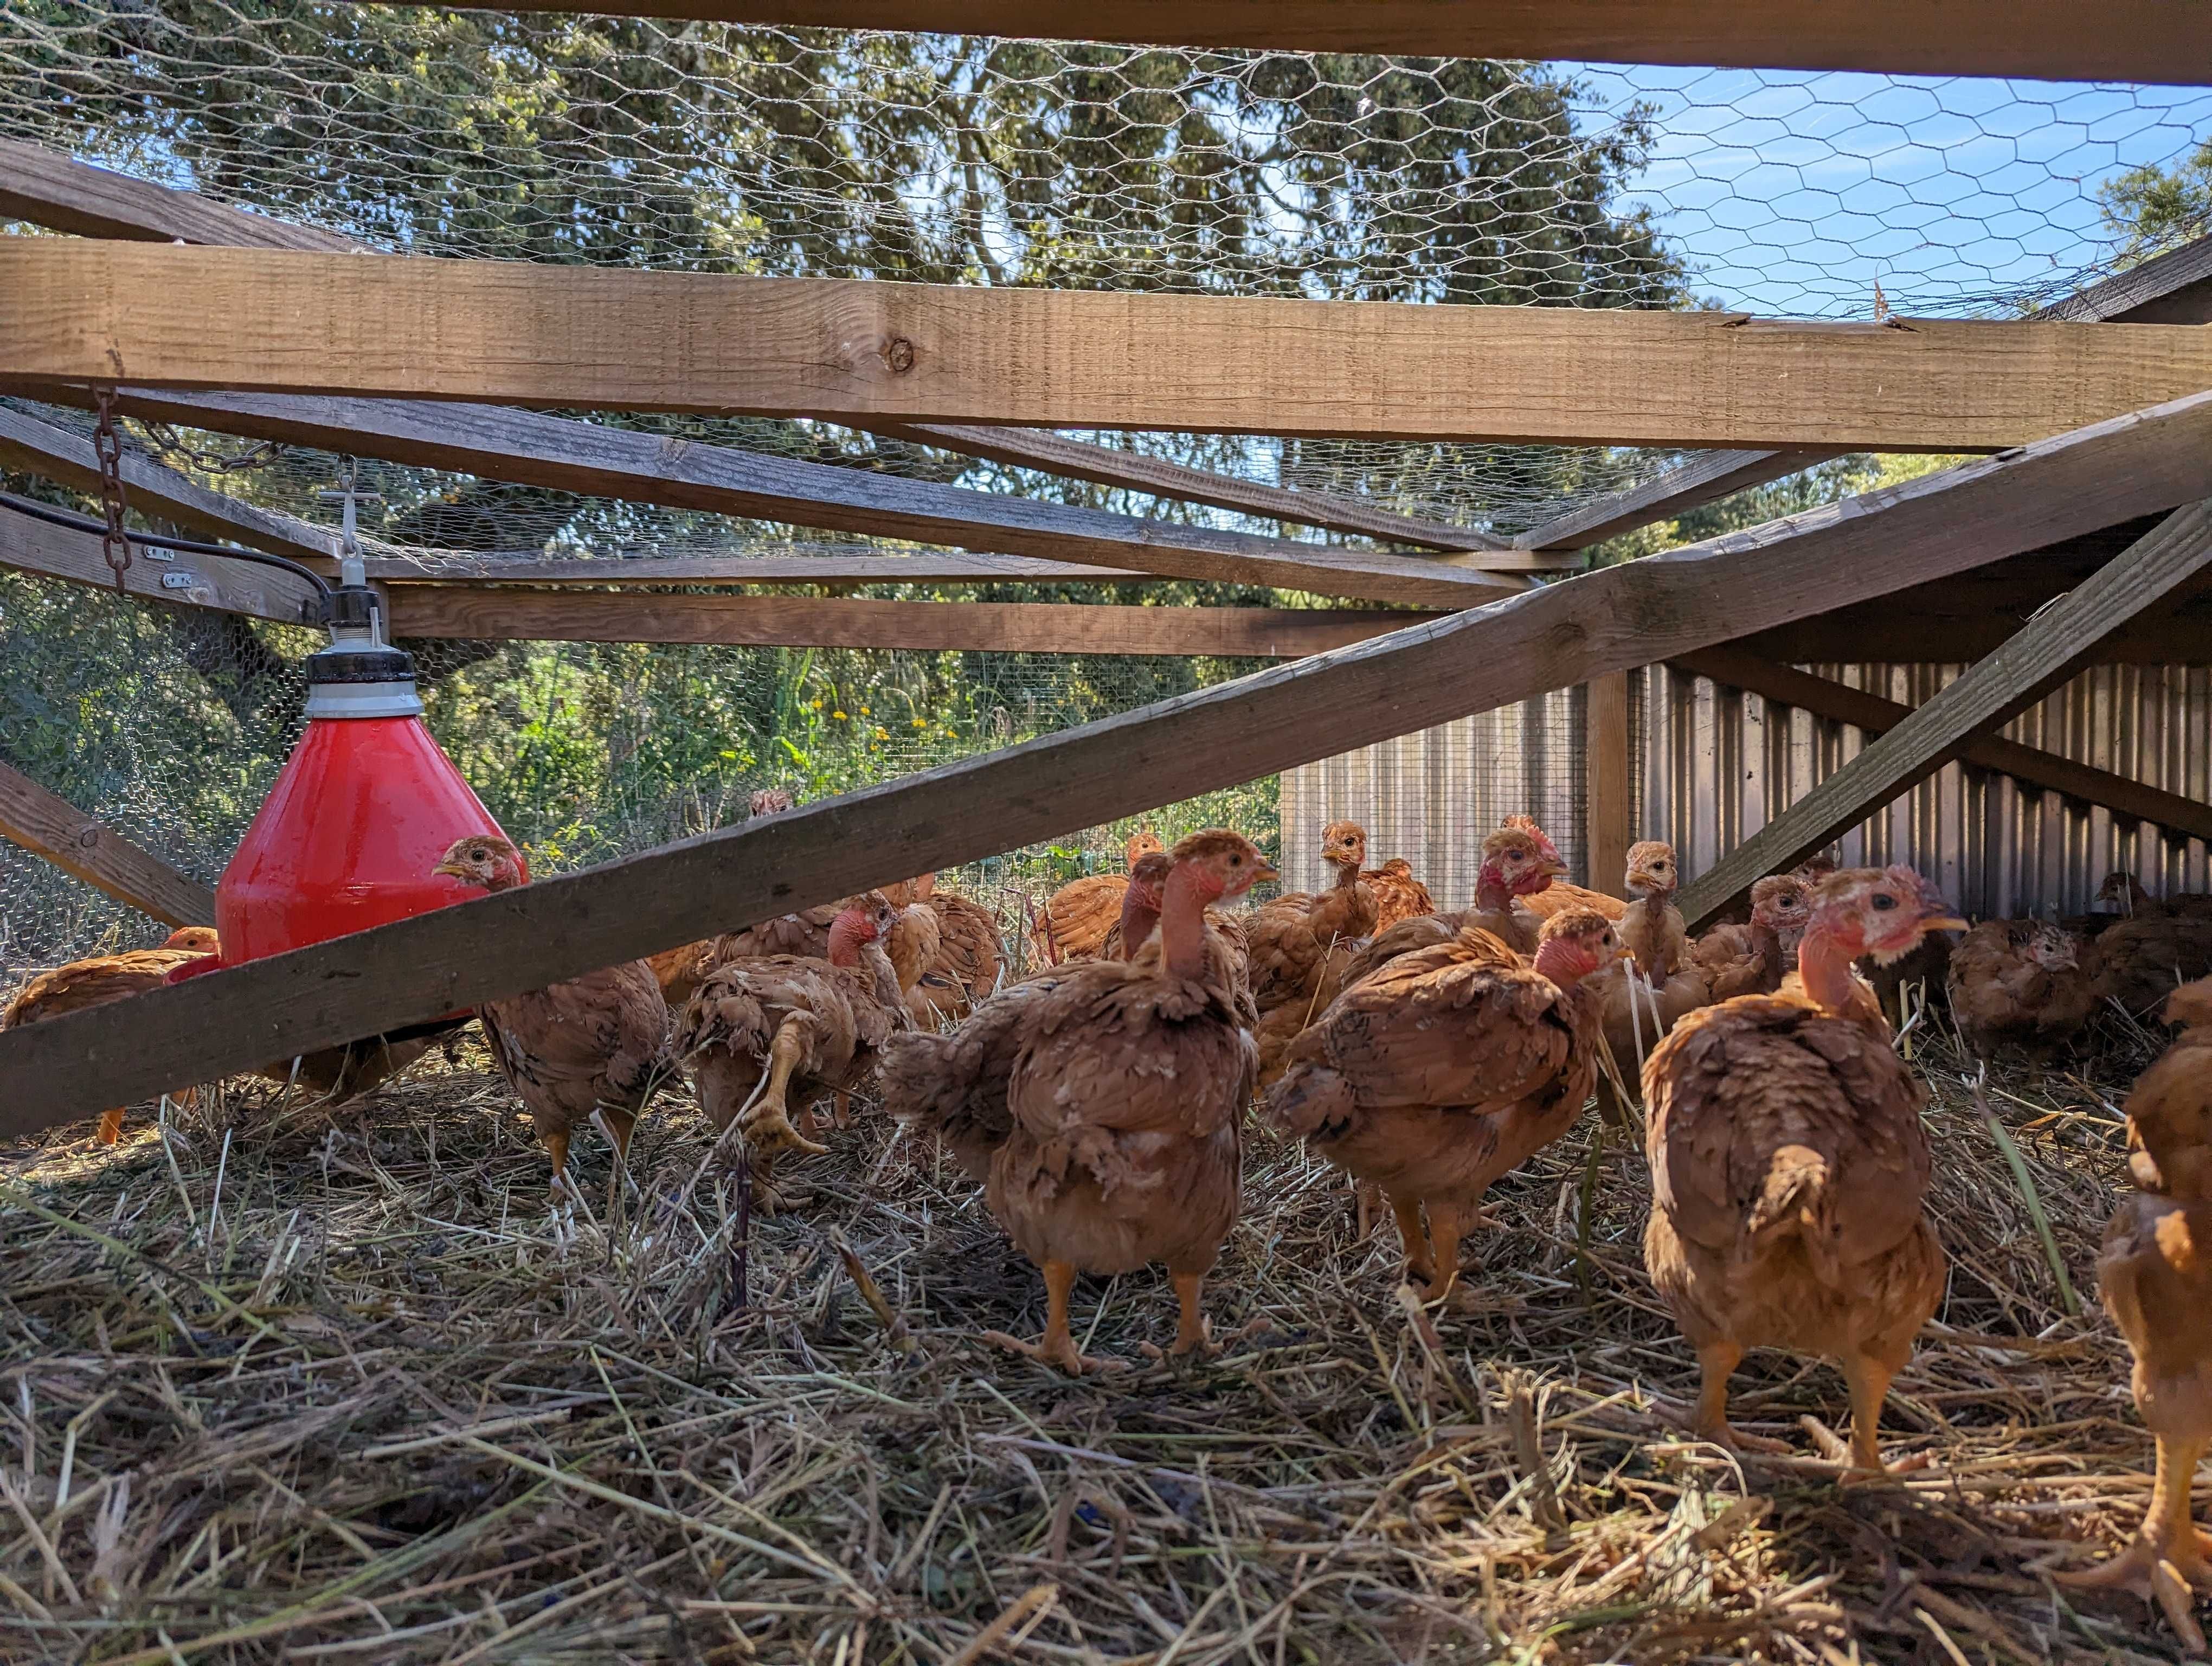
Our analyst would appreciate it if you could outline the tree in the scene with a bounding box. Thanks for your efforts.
[2098,138,2212,267]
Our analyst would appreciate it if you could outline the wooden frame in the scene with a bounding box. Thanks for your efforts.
[22,386,1517,608]
[0,500,1433,656]
[1677,501,2212,930]
[10,389,2212,1125]
[1583,672,1632,896]
[0,761,215,929]
[459,0,2206,87]
[14,241,2212,451]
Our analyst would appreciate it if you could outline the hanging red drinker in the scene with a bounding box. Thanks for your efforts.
[169,473,516,988]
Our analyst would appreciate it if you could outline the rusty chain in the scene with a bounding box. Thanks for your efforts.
[91,386,132,594]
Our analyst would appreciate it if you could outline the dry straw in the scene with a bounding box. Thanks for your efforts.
[0,1009,2189,1663]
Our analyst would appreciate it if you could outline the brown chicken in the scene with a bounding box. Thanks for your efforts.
[2100,870,2212,920]
[884,831,1270,1373]
[917,882,1006,1021]
[677,893,917,1208]
[1360,857,1436,932]
[433,838,675,1190]
[1504,818,1629,922]
[2060,980,2212,1648]
[1245,821,1377,1016]
[3,925,220,1144]
[1945,918,2100,1060]
[642,789,804,1003]
[1269,908,1623,1294]
[1592,842,1710,1118]
[1687,875,1814,1003]
[887,900,947,1030]
[1034,829,1165,967]
[2097,912,2212,1021]
[1643,867,1966,1472]
[1101,851,1259,1028]
[1336,821,1565,991]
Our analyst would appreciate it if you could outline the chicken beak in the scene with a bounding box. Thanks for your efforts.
[1920,913,1969,934]
[1252,861,1281,885]
[1540,858,1570,878]
[432,861,471,879]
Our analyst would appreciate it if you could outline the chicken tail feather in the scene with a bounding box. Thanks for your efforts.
[1266,1062,1358,1143]
[1738,1143,1846,1286]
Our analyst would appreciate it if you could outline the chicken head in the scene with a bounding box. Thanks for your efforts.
[1623,842,1679,899]
[163,925,221,954]
[1124,828,1165,871]
[1532,908,1628,986]
[434,835,529,894]
[1321,820,1368,874]
[1747,874,1812,952]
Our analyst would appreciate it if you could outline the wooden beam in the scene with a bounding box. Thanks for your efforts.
[29,385,1515,607]
[1674,645,2212,847]
[16,242,2212,451]
[371,553,1145,585]
[459,0,2207,88]
[2036,236,2212,326]
[1584,671,1632,896]
[0,138,361,253]
[0,403,335,566]
[0,760,215,928]
[0,497,321,623]
[1514,448,1842,553]
[1504,238,2212,554]
[10,389,2212,1127]
[383,587,1433,657]
[873,421,1523,559]
[1677,501,2212,932]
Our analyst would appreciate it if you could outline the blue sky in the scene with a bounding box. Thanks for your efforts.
[1564,66,2212,317]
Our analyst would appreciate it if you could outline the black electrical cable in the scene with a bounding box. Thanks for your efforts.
[0,488,335,600]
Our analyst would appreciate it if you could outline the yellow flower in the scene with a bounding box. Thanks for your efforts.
[859,706,871,715]
[873,726,889,739]
[832,709,848,720]
[911,717,927,728]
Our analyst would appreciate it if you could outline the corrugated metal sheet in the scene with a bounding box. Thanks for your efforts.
[1283,665,2211,916]
[1281,688,1584,900]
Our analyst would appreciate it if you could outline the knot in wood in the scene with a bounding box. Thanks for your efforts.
[75,828,101,851]
[884,336,917,375]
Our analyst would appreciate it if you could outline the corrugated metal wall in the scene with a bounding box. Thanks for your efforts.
[1282,665,2211,917]
[1279,688,1584,901]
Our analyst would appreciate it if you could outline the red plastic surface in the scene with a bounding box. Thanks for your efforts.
[210,715,516,966]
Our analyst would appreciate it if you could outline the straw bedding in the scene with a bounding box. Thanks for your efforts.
[0,1011,2193,1664]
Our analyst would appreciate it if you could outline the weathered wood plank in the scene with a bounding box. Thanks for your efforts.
[371,553,1141,585]
[0,760,215,929]
[0,497,321,623]
[2036,235,2212,326]
[14,242,2212,450]
[1584,671,1632,896]
[1514,448,1842,553]
[0,403,335,566]
[9,390,2212,1129]
[874,421,1523,557]
[384,587,1432,656]
[1676,501,2212,931]
[1674,646,2212,847]
[0,138,359,252]
[28,385,1514,607]
[467,0,2205,87]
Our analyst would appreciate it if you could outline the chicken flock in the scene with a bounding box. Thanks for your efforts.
[13,808,2212,1640]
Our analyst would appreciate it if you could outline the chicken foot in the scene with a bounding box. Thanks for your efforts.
[1689,1340,1794,1456]
[2058,1431,2212,1652]
[742,1018,831,1160]
[95,1108,126,1146]
[1841,1351,1909,1476]
[985,1260,1127,1376]
[1170,1271,1218,1358]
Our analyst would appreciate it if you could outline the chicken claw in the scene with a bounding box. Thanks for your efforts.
[2057,1433,2212,1651]
[741,1103,829,1159]
[986,1329,1128,1376]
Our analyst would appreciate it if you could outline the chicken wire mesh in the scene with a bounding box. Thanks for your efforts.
[0,561,1296,977]
[8,3,2212,534]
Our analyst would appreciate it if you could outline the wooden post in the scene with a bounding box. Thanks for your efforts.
[1584,672,1633,896]
[0,761,215,928]
[1678,498,2212,931]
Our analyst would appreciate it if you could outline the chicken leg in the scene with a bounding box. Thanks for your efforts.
[1842,1351,1903,1475]
[95,1108,125,1146]
[542,1126,571,1190]
[743,1016,831,1160]
[1391,1193,1435,1287]
[2059,1432,2212,1652]
[1426,1201,1469,1302]
[1692,1340,1793,1456]
[984,1259,1125,1376]
[1169,1271,1217,1358]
